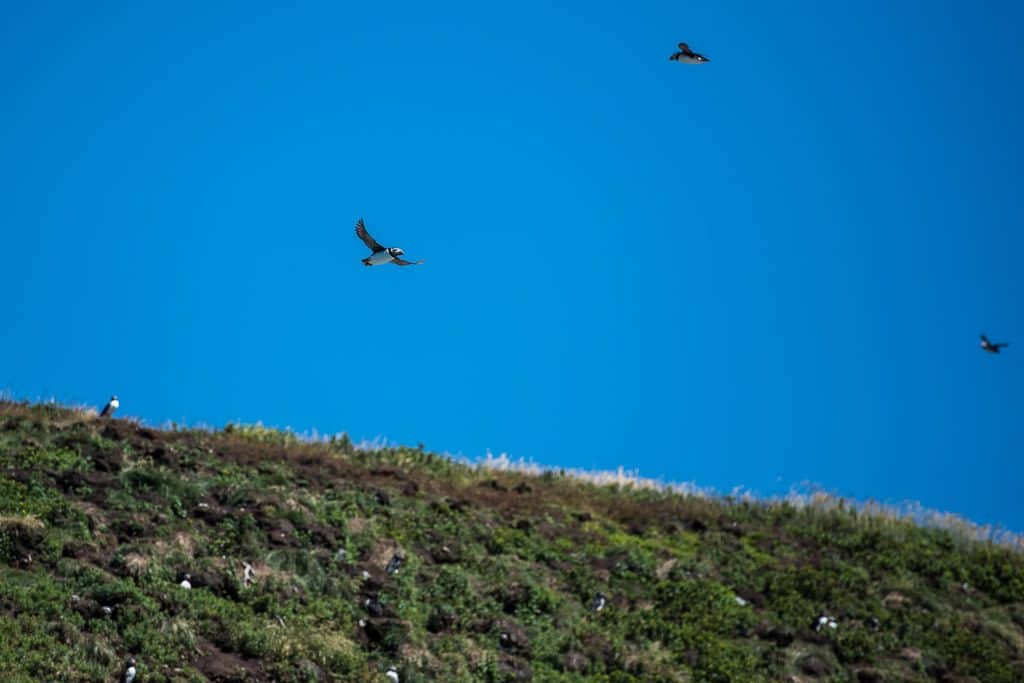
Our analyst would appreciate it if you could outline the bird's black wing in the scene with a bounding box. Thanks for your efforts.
[355,218,385,252]
[100,404,112,417]
[678,42,691,52]
[995,342,1010,349]
[391,257,424,267]
[980,334,991,344]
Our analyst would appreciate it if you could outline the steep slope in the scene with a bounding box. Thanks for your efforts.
[0,401,1022,682]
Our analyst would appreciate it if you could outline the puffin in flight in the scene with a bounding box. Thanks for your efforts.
[100,395,119,418]
[355,219,423,267]
[980,334,1009,354]
[669,42,710,64]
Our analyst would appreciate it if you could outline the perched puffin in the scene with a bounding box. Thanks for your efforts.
[122,657,137,683]
[815,615,838,631]
[589,593,607,612]
[669,42,710,64]
[385,666,400,683]
[355,218,424,267]
[385,553,404,576]
[242,562,256,587]
[363,597,384,618]
[980,334,1009,354]
[99,395,119,418]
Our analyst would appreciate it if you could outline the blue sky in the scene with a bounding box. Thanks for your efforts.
[2,2,1022,530]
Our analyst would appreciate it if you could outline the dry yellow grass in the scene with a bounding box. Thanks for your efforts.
[0,514,45,531]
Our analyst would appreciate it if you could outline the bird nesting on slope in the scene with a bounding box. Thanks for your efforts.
[385,553,405,576]
[100,395,119,418]
[122,658,137,683]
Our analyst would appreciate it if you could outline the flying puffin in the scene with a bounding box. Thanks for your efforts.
[355,218,423,267]
[980,334,1009,354]
[669,42,710,64]
[99,395,119,418]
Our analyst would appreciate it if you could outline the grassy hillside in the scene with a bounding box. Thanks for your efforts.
[0,401,1022,682]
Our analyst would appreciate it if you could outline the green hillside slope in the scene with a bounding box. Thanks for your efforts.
[1,401,1022,682]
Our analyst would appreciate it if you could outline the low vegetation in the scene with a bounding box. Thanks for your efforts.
[0,400,1022,682]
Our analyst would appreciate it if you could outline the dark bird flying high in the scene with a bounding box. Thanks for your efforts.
[99,395,119,418]
[669,42,710,64]
[355,218,423,267]
[980,334,1009,354]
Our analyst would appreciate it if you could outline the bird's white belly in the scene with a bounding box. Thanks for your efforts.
[679,56,705,64]
[368,251,394,265]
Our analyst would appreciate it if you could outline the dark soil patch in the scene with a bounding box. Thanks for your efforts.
[194,638,267,682]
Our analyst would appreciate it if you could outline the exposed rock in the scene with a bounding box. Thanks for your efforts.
[564,651,589,672]
[655,558,678,579]
[883,591,908,608]
[295,658,325,682]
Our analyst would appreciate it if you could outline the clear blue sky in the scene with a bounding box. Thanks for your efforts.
[2,2,1021,530]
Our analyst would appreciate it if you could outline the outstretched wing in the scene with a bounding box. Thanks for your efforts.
[678,42,691,52]
[391,257,424,267]
[995,342,1009,349]
[980,334,991,345]
[355,218,384,252]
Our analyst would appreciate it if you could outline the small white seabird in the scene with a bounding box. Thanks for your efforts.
[355,218,424,267]
[386,665,400,682]
[589,593,607,612]
[669,42,710,64]
[123,657,137,683]
[815,615,838,631]
[179,573,192,590]
[242,562,256,587]
[100,395,120,418]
